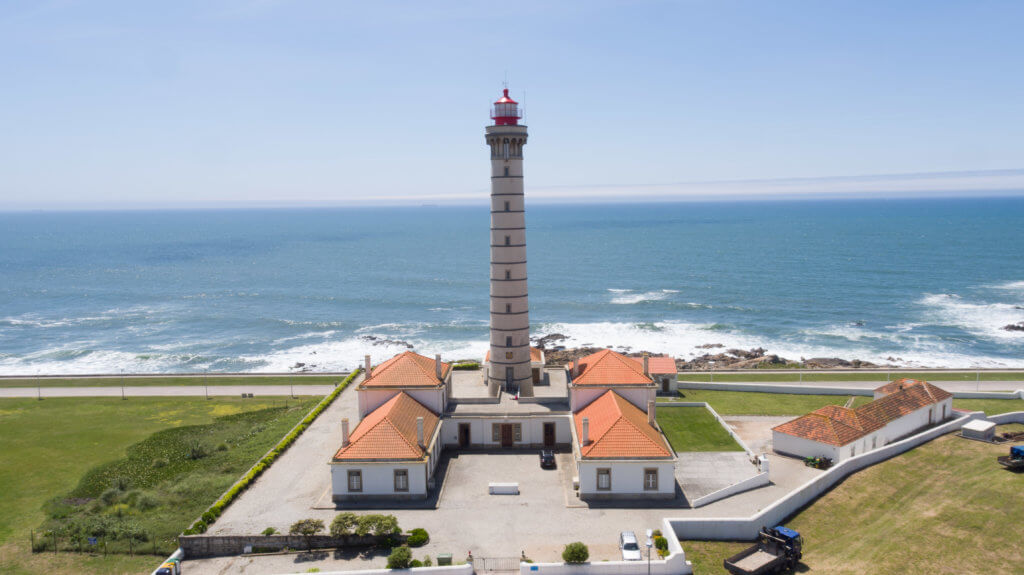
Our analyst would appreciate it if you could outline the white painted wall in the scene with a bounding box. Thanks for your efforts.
[331,461,428,499]
[570,386,655,413]
[771,431,840,461]
[358,388,444,418]
[577,459,675,498]
[285,563,475,575]
[440,416,572,447]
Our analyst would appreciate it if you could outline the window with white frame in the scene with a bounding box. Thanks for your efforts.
[643,468,658,491]
[347,470,362,492]
[394,469,408,492]
[597,468,611,490]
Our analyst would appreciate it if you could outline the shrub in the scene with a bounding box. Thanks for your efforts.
[562,542,589,564]
[110,476,130,491]
[290,518,325,549]
[452,362,480,370]
[201,511,217,524]
[652,529,662,537]
[192,520,207,533]
[330,512,358,537]
[216,442,229,452]
[410,559,423,567]
[135,492,159,511]
[187,439,208,460]
[407,528,429,547]
[99,488,121,506]
[355,514,400,537]
[387,546,413,569]
[151,457,169,469]
[654,535,668,551]
[423,555,432,566]
[262,527,278,536]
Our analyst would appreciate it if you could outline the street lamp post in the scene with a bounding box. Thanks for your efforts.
[645,531,653,575]
[120,369,125,400]
[37,369,41,401]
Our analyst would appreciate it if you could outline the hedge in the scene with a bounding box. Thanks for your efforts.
[183,369,362,535]
[451,362,480,370]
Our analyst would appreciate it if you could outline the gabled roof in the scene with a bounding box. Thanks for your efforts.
[774,380,951,446]
[484,347,545,364]
[333,392,439,461]
[626,355,677,375]
[570,349,654,386]
[359,351,449,389]
[574,391,671,459]
[874,378,953,403]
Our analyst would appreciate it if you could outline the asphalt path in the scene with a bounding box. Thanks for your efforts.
[684,380,1024,393]
[0,385,334,398]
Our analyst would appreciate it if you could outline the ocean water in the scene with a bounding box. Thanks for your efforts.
[1,198,1022,374]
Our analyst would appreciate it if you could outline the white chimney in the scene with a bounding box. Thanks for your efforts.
[643,353,650,377]
[581,417,590,445]
[575,358,582,378]
[416,417,425,447]
[648,400,656,426]
[435,354,443,380]
[341,418,350,447]
[364,355,372,377]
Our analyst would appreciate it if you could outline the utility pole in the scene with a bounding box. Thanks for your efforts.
[121,368,125,400]
[37,369,41,401]
[205,371,209,400]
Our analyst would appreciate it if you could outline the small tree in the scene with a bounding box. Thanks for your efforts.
[289,518,325,550]
[355,514,401,537]
[387,545,413,569]
[562,542,589,564]
[330,512,358,537]
[117,522,147,556]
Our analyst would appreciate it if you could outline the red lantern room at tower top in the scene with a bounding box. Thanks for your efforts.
[490,88,522,125]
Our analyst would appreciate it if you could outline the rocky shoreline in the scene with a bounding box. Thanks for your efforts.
[532,333,892,370]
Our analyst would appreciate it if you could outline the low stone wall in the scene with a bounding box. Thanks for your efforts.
[666,412,982,541]
[987,411,1024,424]
[179,533,404,559]
[690,471,770,508]
[677,381,1024,400]
[281,565,474,575]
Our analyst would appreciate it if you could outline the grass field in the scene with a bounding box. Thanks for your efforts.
[665,388,872,415]
[0,396,317,575]
[677,371,1024,383]
[657,406,744,451]
[682,423,1024,574]
[0,374,344,388]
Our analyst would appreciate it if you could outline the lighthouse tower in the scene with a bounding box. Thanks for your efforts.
[486,88,532,397]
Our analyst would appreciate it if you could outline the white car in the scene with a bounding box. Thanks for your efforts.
[619,531,642,561]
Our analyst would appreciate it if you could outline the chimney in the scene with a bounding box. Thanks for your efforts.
[643,353,650,377]
[364,355,372,377]
[648,400,656,426]
[416,417,425,448]
[581,417,590,445]
[575,358,583,378]
[341,418,350,447]
[435,354,443,380]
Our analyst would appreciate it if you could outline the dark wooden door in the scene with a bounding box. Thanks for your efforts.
[543,422,555,447]
[501,424,513,447]
[458,423,470,448]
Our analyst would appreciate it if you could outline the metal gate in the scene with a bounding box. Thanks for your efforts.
[473,556,521,573]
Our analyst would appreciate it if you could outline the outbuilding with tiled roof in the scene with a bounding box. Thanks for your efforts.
[567,349,658,412]
[357,351,452,417]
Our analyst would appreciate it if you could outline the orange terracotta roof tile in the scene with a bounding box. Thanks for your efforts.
[812,405,884,434]
[856,383,949,425]
[574,390,671,459]
[773,413,865,446]
[359,351,449,389]
[626,355,677,375]
[874,378,953,402]
[333,392,438,461]
[570,349,654,386]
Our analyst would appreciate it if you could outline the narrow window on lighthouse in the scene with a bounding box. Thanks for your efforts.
[504,167,509,177]
[504,235,510,246]
[504,201,510,211]
[506,336,513,347]
[506,304,511,313]
[503,140,509,159]
[505,269,511,280]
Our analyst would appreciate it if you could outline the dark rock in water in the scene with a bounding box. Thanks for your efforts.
[1003,322,1024,332]
[359,335,413,348]
[534,333,568,349]
[695,343,725,349]
[292,362,305,369]
[851,321,865,327]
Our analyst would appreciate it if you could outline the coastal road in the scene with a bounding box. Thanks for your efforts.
[0,385,334,398]
[679,380,1024,393]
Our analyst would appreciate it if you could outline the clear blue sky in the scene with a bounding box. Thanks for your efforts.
[2,1,1023,209]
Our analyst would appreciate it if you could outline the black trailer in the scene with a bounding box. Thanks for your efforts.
[724,526,803,575]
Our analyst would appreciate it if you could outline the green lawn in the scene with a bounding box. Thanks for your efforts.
[665,388,871,416]
[683,424,1024,574]
[952,397,1024,415]
[677,371,1024,383]
[0,374,344,388]
[656,406,744,452]
[0,396,317,574]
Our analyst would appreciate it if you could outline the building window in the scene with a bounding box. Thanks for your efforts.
[505,269,511,280]
[347,470,362,492]
[492,423,501,442]
[504,167,509,177]
[872,436,877,449]
[513,423,522,441]
[942,404,947,419]
[505,336,512,347]
[851,445,856,457]
[504,235,510,245]
[394,469,408,492]
[504,201,510,211]
[643,468,658,491]
[506,304,511,313]
[597,468,611,491]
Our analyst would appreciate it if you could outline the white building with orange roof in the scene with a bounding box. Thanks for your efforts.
[484,346,546,384]
[566,348,660,412]
[356,351,452,418]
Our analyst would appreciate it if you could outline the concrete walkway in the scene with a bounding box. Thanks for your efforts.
[0,385,334,398]
[679,379,1023,393]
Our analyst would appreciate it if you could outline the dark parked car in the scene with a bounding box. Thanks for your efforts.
[539,449,556,469]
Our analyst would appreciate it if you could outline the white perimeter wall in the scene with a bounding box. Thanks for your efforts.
[577,460,675,497]
[570,387,654,413]
[285,564,474,575]
[440,416,572,447]
[358,388,444,418]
